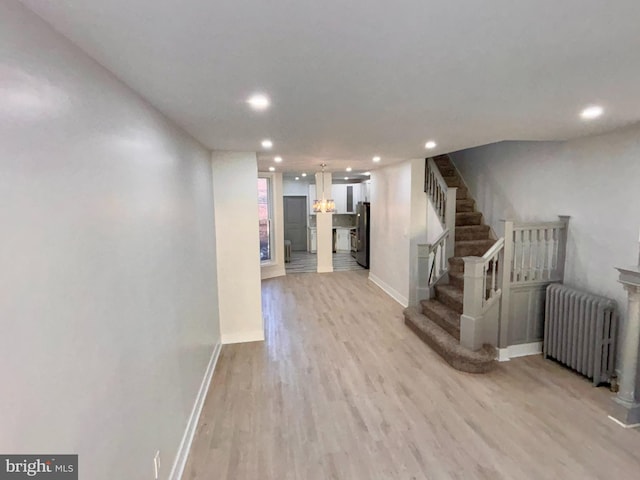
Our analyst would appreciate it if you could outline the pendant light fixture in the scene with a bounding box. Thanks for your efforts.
[312,164,335,213]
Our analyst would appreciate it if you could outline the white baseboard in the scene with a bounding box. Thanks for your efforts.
[368,273,409,308]
[261,263,286,280]
[221,329,265,344]
[608,415,640,429]
[169,342,222,480]
[497,341,542,362]
[317,266,334,273]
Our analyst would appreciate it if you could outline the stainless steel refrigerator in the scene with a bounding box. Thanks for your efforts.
[355,202,370,268]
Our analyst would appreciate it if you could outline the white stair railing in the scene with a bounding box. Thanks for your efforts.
[498,216,570,348]
[420,158,457,296]
[460,238,505,350]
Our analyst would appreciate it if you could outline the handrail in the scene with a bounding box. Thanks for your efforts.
[482,237,505,261]
[427,158,449,193]
[462,237,505,315]
[502,217,569,285]
[460,237,505,350]
[427,228,450,286]
[424,157,457,265]
[512,221,566,230]
[429,228,450,253]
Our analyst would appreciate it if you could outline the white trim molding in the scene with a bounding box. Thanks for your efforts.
[261,263,286,279]
[608,415,640,429]
[169,342,222,480]
[369,273,409,308]
[221,329,265,345]
[497,341,542,362]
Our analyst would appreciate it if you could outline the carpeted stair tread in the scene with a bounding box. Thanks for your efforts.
[456,187,468,200]
[420,299,461,339]
[448,256,465,273]
[435,284,464,314]
[456,199,475,212]
[454,239,496,257]
[403,307,496,374]
[456,225,491,241]
[456,212,482,226]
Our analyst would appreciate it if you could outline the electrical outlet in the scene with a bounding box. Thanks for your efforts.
[153,451,161,479]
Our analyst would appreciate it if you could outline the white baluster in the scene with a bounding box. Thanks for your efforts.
[492,254,498,296]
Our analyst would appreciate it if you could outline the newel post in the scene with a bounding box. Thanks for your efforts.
[444,187,457,261]
[498,220,514,348]
[611,266,640,426]
[460,257,484,350]
[417,243,431,301]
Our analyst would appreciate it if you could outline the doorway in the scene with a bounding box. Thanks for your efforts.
[284,196,307,251]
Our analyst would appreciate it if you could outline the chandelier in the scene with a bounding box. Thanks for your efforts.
[313,163,335,213]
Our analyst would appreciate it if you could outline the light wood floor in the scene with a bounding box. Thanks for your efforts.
[183,270,640,479]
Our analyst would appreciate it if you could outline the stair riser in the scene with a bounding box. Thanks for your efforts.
[455,244,492,257]
[456,202,475,213]
[456,187,468,200]
[435,288,463,315]
[422,305,461,340]
[403,313,496,374]
[449,274,464,289]
[456,230,491,241]
[448,259,464,274]
[456,213,482,226]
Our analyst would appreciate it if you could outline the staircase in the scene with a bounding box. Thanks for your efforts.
[404,155,496,373]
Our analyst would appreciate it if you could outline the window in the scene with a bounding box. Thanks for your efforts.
[257,176,272,262]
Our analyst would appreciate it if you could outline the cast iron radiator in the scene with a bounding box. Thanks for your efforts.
[544,284,617,386]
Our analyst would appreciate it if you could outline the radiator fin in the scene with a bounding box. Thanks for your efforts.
[544,284,617,386]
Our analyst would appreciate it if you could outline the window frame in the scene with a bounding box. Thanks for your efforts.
[258,174,275,264]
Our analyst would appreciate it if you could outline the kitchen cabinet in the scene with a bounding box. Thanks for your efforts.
[360,181,371,202]
[331,184,346,214]
[336,228,351,252]
[332,183,364,213]
[311,182,366,214]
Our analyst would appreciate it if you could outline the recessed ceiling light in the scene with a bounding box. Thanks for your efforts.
[268,166,275,172]
[295,177,300,180]
[425,140,437,149]
[346,167,352,172]
[372,156,381,163]
[344,177,349,180]
[261,139,273,149]
[274,156,283,163]
[247,93,270,111]
[580,105,603,120]
[364,171,371,176]
[301,173,307,177]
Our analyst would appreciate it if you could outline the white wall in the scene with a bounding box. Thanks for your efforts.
[211,152,264,343]
[409,159,429,305]
[261,172,286,279]
[0,2,220,479]
[370,161,412,307]
[450,124,640,321]
[283,178,310,196]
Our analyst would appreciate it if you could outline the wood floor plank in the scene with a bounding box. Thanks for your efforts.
[182,270,640,479]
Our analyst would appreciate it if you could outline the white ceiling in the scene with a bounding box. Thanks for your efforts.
[21,0,640,174]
